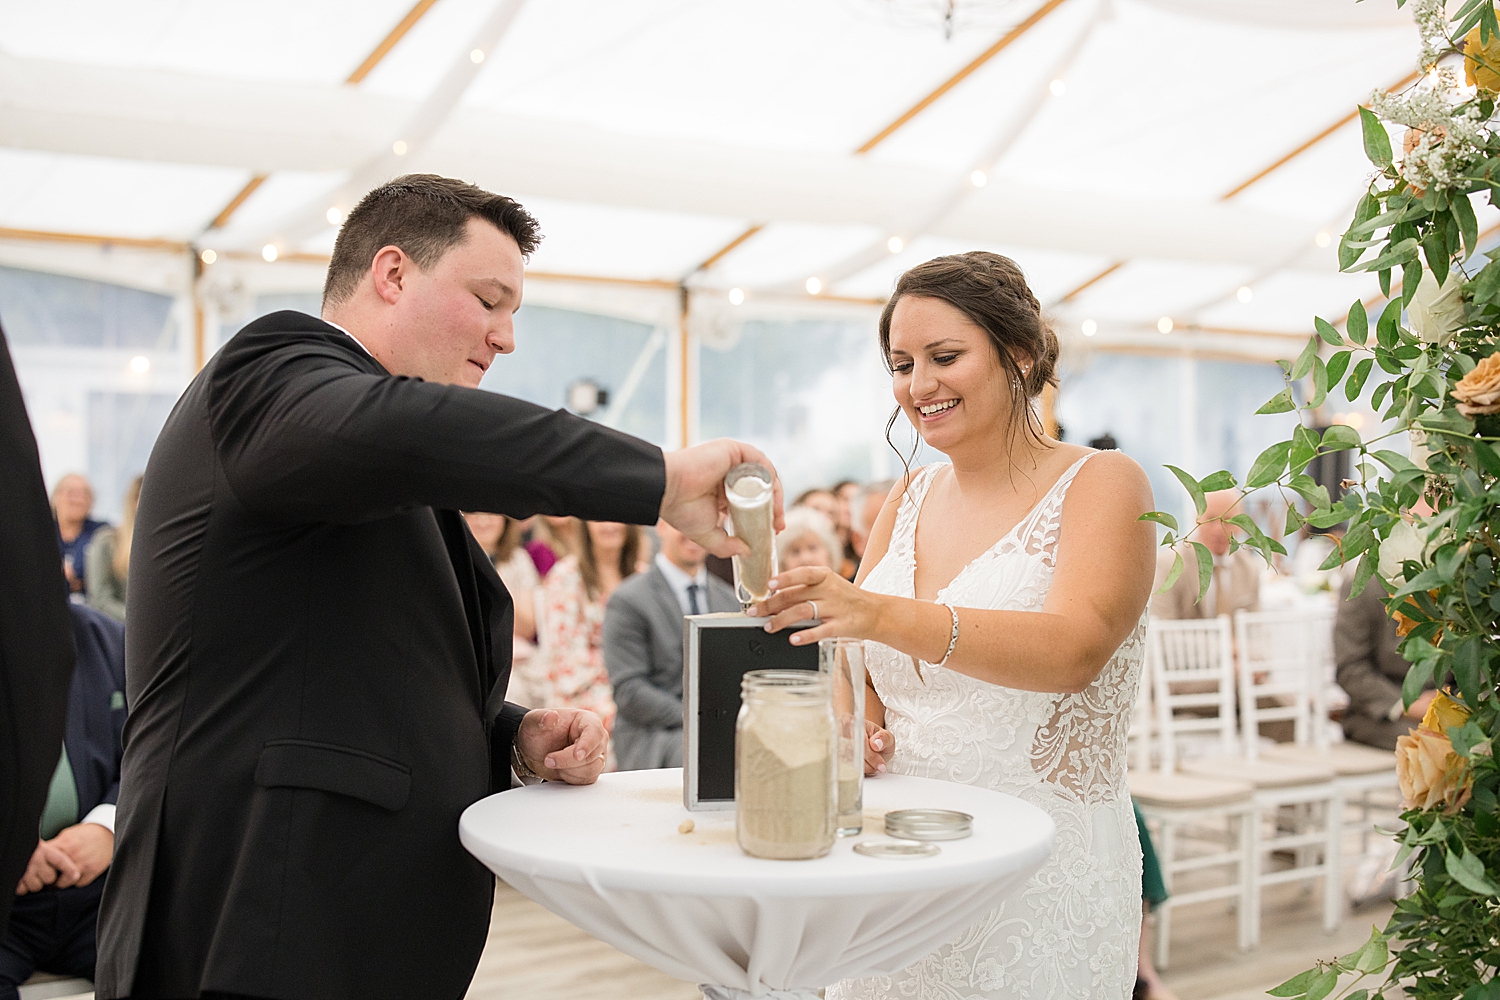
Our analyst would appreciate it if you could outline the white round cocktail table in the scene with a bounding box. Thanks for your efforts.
[459,767,1054,1000]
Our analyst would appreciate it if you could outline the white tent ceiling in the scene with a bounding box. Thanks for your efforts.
[0,0,1465,360]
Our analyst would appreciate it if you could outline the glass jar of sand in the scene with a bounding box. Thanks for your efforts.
[735,670,836,860]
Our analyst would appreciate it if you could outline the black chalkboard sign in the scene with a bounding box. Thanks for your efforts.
[682,614,819,810]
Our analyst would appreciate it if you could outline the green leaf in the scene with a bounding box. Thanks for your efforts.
[1314,316,1342,347]
[1285,505,1304,534]
[1165,465,1206,517]
[1246,440,1293,489]
[1371,379,1393,411]
[1472,258,1500,307]
[1403,658,1436,709]
[1257,387,1297,414]
[1305,968,1340,1000]
[1154,549,1184,595]
[1309,356,1329,409]
[1453,635,1488,708]
[1325,349,1352,388]
[1358,106,1392,168]
[1268,969,1320,998]
[1452,190,1479,258]
[1292,334,1320,380]
[1188,540,1213,603]
[1350,550,1377,598]
[1321,424,1361,451]
[1346,299,1369,345]
[1475,441,1500,478]
[1402,259,1423,307]
[1379,266,1391,297]
[1423,225,1450,287]
[1345,357,1374,401]
[1290,424,1319,473]
[1376,299,1401,348]
[1445,847,1500,896]
[1198,470,1237,491]
[1140,510,1179,531]
[1352,926,1390,974]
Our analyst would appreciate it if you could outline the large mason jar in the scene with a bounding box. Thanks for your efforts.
[735,669,836,860]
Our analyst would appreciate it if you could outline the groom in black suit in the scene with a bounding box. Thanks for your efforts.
[94,174,780,1000]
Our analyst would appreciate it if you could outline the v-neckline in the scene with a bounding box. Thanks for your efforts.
[909,453,1092,603]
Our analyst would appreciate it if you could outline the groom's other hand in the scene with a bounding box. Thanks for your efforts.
[661,439,784,559]
[517,708,609,784]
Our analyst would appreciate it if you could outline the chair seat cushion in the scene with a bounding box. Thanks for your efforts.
[1261,742,1395,776]
[1179,755,1335,788]
[1128,769,1254,807]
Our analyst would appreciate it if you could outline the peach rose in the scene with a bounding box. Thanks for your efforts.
[1396,726,1474,813]
[1421,690,1471,734]
[1467,23,1500,93]
[1392,590,1441,640]
[1453,352,1500,415]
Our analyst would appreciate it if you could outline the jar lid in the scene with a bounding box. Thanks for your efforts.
[883,809,973,841]
[853,839,941,859]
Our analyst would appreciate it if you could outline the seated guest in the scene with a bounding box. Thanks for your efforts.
[776,506,843,572]
[524,514,582,578]
[52,474,107,599]
[1335,577,1432,750]
[515,521,642,731]
[795,488,856,579]
[605,520,738,770]
[1151,490,1260,620]
[1,604,126,998]
[85,476,142,623]
[831,479,861,573]
[849,479,896,564]
[464,511,538,646]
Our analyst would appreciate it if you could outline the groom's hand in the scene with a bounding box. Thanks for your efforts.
[517,708,609,784]
[661,439,784,559]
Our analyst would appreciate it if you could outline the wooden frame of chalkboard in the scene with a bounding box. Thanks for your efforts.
[682,613,819,811]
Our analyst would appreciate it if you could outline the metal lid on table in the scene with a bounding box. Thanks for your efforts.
[883,809,974,841]
[853,839,941,859]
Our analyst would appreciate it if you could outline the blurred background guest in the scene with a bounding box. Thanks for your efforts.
[831,479,860,575]
[605,520,737,770]
[52,475,107,599]
[85,476,141,623]
[1150,490,1261,620]
[525,514,583,579]
[849,479,895,568]
[1335,577,1430,750]
[464,512,539,657]
[515,521,643,734]
[796,487,856,579]
[2,603,126,997]
[776,506,843,573]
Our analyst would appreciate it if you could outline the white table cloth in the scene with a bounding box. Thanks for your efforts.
[460,767,1054,1000]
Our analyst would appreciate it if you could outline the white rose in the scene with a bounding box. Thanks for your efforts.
[1379,518,1427,582]
[1408,270,1466,346]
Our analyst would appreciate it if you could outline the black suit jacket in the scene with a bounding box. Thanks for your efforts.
[95,312,665,1000]
[0,324,75,933]
[64,604,127,821]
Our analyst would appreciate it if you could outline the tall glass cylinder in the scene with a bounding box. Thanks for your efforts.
[725,462,776,609]
[735,670,835,860]
[819,638,866,836]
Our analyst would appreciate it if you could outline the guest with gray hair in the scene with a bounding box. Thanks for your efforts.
[776,505,843,572]
[850,479,897,563]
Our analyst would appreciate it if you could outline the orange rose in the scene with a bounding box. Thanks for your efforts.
[1421,690,1471,734]
[1393,590,1442,640]
[1467,21,1500,92]
[1396,727,1474,813]
[1453,352,1500,415]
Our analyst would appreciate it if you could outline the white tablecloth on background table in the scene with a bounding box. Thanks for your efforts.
[460,767,1054,1000]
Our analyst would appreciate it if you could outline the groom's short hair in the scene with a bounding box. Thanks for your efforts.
[322,174,542,307]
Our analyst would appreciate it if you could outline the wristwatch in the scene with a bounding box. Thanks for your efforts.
[511,743,544,785]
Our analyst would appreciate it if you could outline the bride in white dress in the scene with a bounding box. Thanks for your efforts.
[755,252,1157,1000]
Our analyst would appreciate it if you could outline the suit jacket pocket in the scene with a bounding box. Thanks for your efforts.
[254,739,411,811]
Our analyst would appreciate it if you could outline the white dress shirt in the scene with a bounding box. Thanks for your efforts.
[655,552,709,616]
[323,318,376,359]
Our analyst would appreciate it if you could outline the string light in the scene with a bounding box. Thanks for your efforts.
[1314,230,1331,247]
[199,249,216,265]
[1049,79,1067,96]
[470,49,485,64]
[129,356,150,374]
[392,140,408,156]
[1237,286,1253,303]
[728,287,745,305]
[806,277,822,295]
[970,170,987,188]
[887,236,904,254]
[262,244,279,262]
[1081,319,1097,337]
[1157,316,1174,334]
[326,207,343,226]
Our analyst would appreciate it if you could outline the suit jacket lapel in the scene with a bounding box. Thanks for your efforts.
[646,567,682,622]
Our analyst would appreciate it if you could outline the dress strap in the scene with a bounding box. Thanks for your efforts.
[1018,452,1096,563]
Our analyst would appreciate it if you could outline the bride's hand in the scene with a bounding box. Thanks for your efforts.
[865,718,894,775]
[752,566,881,645]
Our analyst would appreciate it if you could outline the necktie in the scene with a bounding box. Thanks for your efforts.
[687,583,703,615]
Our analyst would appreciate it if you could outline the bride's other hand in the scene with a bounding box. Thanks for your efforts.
[864,718,894,775]
[752,566,881,645]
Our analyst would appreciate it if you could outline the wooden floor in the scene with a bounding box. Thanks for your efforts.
[466,876,1396,1000]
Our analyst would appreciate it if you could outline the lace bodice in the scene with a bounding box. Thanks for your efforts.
[828,455,1145,1000]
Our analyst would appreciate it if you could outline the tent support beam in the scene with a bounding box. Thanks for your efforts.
[346,0,443,85]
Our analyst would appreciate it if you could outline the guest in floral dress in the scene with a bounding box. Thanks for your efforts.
[515,520,643,733]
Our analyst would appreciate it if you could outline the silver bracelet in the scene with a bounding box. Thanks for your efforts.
[935,603,960,669]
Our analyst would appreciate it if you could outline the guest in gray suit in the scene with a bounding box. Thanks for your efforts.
[605,519,737,770]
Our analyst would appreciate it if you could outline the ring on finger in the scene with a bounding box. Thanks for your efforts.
[808,600,819,621]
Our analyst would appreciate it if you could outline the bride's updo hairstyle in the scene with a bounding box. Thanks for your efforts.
[878,251,1059,453]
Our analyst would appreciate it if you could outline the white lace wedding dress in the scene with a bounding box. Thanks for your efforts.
[828,455,1146,1000]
